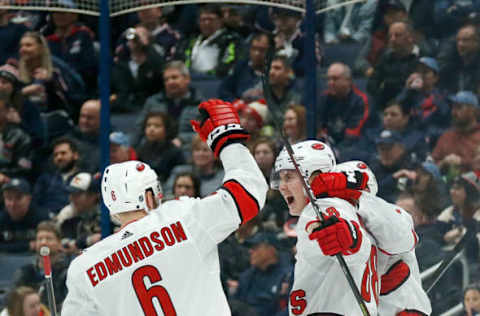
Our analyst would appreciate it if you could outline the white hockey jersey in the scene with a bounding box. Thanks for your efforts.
[289,197,378,316]
[357,192,431,315]
[61,144,268,316]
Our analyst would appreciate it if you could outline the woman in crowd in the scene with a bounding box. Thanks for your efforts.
[463,283,480,316]
[136,111,185,182]
[172,172,201,199]
[282,104,306,145]
[0,286,50,316]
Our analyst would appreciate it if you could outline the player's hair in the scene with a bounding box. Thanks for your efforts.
[36,220,61,240]
[51,136,79,153]
[7,286,39,316]
[18,31,53,83]
[164,60,190,77]
[143,111,176,142]
[173,172,201,198]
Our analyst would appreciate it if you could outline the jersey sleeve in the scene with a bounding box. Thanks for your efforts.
[358,193,417,255]
[61,263,99,316]
[192,143,268,244]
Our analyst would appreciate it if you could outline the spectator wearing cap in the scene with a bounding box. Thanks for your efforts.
[174,4,241,78]
[136,60,205,150]
[136,111,186,182]
[369,129,421,202]
[54,172,102,252]
[0,178,48,253]
[271,8,320,77]
[317,62,370,150]
[13,221,69,307]
[394,161,450,218]
[437,171,480,262]
[0,7,28,65]
[438,24,480,94]
[236,99,269,145]
[42,5,98,95]
[234,232,293,316]
[219,32,271,103]
[109,131,137,164]
[433,91,480,174]
[33,137,80,217]
[398,57,450,147]
[0,63,45,145]
[0,97,33,183]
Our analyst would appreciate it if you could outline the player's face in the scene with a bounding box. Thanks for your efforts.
[145,116,166,142]
[278,170,306,215]
[36,230,61,256]
[465,289,480,313]
[23,293,41,316]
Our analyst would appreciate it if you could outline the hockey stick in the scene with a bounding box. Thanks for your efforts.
[261,39,370,316]
[425,228,473,294]
[40,246,58,316]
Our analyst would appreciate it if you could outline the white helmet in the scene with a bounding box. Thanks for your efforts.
[335,160,378,196]
[101,161,162,215]
[271,140,336,189]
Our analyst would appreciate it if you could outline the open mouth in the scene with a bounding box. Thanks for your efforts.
[287,196,295,205]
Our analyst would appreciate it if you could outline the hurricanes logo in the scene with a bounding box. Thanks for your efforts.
[357,162,367,169]
[136,163,145,171]
[111,190,117,201]
[311,143,324,150]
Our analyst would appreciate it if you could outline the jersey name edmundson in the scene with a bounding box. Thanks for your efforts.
[85,221,188,287]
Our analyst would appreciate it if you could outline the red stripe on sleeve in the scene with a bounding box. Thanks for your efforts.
[380,260,410,295]
[222,180,260,225]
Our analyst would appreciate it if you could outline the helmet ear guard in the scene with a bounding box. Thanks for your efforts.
[271,140,336,190]
[101,161,162,215]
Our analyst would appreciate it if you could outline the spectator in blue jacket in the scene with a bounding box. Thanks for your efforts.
[0,178,48,253]
[0,8,28,64]
[235,232,292,316]
[318,62,370,151]
[218,32,271,102]
[43,6,97,96]
[33,137,80,217]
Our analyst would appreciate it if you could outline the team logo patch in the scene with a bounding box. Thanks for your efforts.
[357,162,367,169]
[311,143,324,150]
[136,163,145,171]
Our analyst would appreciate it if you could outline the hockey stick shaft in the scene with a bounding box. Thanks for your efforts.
[262,40,370,316]
[426,229,472,294]
[41,247,58,316]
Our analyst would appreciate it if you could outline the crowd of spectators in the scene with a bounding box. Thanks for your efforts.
[2,0,480,315]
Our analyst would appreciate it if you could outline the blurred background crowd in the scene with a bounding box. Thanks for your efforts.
[1,0,480,315]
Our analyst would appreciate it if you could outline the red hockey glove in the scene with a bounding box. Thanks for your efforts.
[326,189,362,202]
[308,215,361,256]
[191,99,249,157]
[311,171,368,198]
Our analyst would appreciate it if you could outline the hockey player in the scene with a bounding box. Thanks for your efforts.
[312,160,431,316]
[271,141,378,316]
[61,99,268,316]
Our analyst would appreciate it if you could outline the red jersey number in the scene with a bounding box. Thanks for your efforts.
[361,246,379,305]
[290,289,307,315]
[132,265,177,316]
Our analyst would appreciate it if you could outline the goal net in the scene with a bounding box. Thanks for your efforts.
[0,0,366,17]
